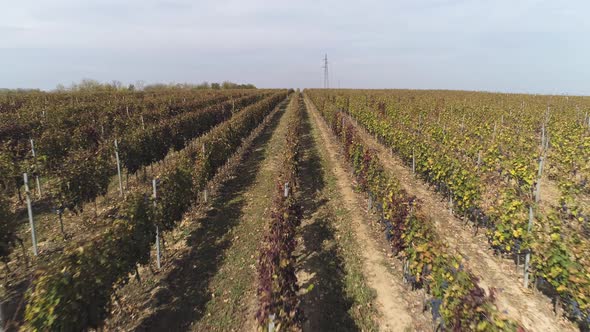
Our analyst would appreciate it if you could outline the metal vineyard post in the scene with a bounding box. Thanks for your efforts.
[153,178,161,269]
[24,173,38,256]
[114,139,124,197]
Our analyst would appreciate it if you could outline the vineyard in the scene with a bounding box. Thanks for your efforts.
[1,87,589,331]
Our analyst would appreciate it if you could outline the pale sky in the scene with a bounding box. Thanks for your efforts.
[1,0,589,94]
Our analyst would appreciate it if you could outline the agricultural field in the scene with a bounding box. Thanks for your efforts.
[1,88,589,331]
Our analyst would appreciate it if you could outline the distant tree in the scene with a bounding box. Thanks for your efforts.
[110,80,123,90]
[222,81,238,89]
[144,83,168,92]
[51,79,254,93]
[72,79,102,92]
[196,82,210,89]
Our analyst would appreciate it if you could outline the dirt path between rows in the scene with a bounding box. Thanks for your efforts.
[304,95,416,332]
[338,111,577,331]
[296,95,379,331]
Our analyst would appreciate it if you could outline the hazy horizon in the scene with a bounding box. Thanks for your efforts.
[2,0,589,95]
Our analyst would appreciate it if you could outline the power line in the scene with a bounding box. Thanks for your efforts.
[322,54,329,89]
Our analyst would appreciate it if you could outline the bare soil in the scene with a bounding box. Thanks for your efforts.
[296,99,380,331]
[304,95,431,332]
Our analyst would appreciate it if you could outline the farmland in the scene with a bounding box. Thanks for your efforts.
[1,88,589,331]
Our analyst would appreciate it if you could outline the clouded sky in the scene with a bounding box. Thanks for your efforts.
[1,0,589,94]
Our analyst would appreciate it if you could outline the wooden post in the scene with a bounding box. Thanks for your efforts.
[493,122,497,141]
[114,140,124,197]
[153,179,161,269]
[525,148,545,288]
[24,173,38,256]
[30,139,42,197]
[524,206,533,288]
[268,314,276,332]
[541,124,545,149]
[461,114,465,131]
[57,208,66,240]
[535,156,544,201]
[449,192,453,214]
[412,148,416,174]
